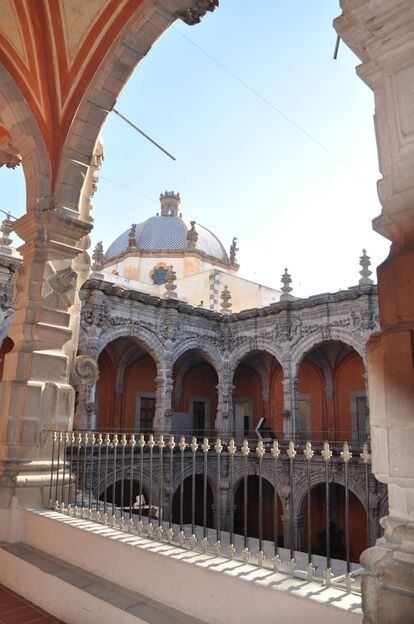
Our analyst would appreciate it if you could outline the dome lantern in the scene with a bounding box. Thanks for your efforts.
[160,190,180,217]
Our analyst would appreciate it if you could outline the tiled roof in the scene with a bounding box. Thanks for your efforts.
[104,215,229,263]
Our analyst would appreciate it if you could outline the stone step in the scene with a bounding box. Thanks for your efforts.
[0,542,205,624]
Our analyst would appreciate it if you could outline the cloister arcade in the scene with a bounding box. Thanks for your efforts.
[0,2,412,621]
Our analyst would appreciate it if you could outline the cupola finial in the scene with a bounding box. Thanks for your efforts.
[280,267,294,301]
[91,241,104,273]
[0,212,13,254]
[220,285,232,314]
[359,249,374,286]
[160,190,180,217]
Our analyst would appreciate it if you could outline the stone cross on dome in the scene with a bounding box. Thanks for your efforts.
[160,191,180,217]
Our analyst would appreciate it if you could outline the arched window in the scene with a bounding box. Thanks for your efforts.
[152,267,168,285]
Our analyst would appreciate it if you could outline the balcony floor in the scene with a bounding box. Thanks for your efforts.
[0,583,64,624]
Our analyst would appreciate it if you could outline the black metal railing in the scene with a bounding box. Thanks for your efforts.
[46,430,379,595]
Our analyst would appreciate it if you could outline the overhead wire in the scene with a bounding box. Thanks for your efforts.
[172,26,366,182]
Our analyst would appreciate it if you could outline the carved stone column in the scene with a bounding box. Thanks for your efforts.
[335,4,414,622]
[0,209,91,509]
[215,365,234,436]
[282,370,296,437]
[154,369,173,434]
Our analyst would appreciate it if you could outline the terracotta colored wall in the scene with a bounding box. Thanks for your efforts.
[298,361,325,437]
[0,337,13,380]
[304,483,367,562]
[96,345,157,430]
[233,364,262,430]
[334,352,365,432]
[122,355,157,429]
[270,367,283,433]
[96,349,116,430]
[178,362,218,425]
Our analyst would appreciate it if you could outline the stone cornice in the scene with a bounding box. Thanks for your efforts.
[82,277,378,325]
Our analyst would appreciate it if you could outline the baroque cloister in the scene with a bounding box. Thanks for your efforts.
[0,2,413,624]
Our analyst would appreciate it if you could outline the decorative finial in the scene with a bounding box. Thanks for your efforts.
[359,249,374,286]
[164,265,178,299]
[160,191,180,217]
[128,224,137,249]
[91,241,104,272]
[280,267,294,301]
[0,213,13,253]
[220,285,232,314]
[187,220,198,248]
[229,237,239,264]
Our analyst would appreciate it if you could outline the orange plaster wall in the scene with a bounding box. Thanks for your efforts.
[304,484,367,562]
[233,364,262,430]
[122,355,157,429]
[334,352,365,432]
[179,362,218,418]
[298,361,325,436]
[270,367,283,434]
[96,349,116,430]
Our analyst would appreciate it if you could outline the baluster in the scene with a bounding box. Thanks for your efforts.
[111,434,119,524]
[96,434,103,519]
[68,432,75,511]
[341,441,353,592]
[55,432,62,508]
[138,434,145,533]
[104,434,110,521]
[88,433,95,517]
[241,439,250,561]
[49,432,57,508]
[191,437,198,544]
[304,441,315,581]
[178,436,187,543]
[287,440,296,570]
[256,439,265,564]
[157,434,165,539]
[271,440,281,570]
[228,439,237,558]
[119,433,127,529]
[168,436,175,541]
[215,438,223,553]
[321,441,333,585]
[81,432,89,513]
[61,432,68,510]
[361,443,370,549]
[129,434,136,530]
[75,432,82,514]
[202,438,210,549]
[147,434,155,538]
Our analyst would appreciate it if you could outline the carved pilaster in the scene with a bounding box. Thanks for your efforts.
[0,208,91,506]
[215,365,234,435]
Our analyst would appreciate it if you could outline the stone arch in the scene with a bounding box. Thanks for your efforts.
[290,328,366,378]
[228,338,284,382]
[52,4,188,214]
[172,337,222,372]
[95,466,151,503]
[0,63,51,212]
[294,468,367,519]
[95,325,166,369]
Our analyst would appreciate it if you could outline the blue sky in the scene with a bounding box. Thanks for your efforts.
[1,1,390,297]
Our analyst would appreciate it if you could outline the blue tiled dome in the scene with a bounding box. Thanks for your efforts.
[104,214,229,263]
